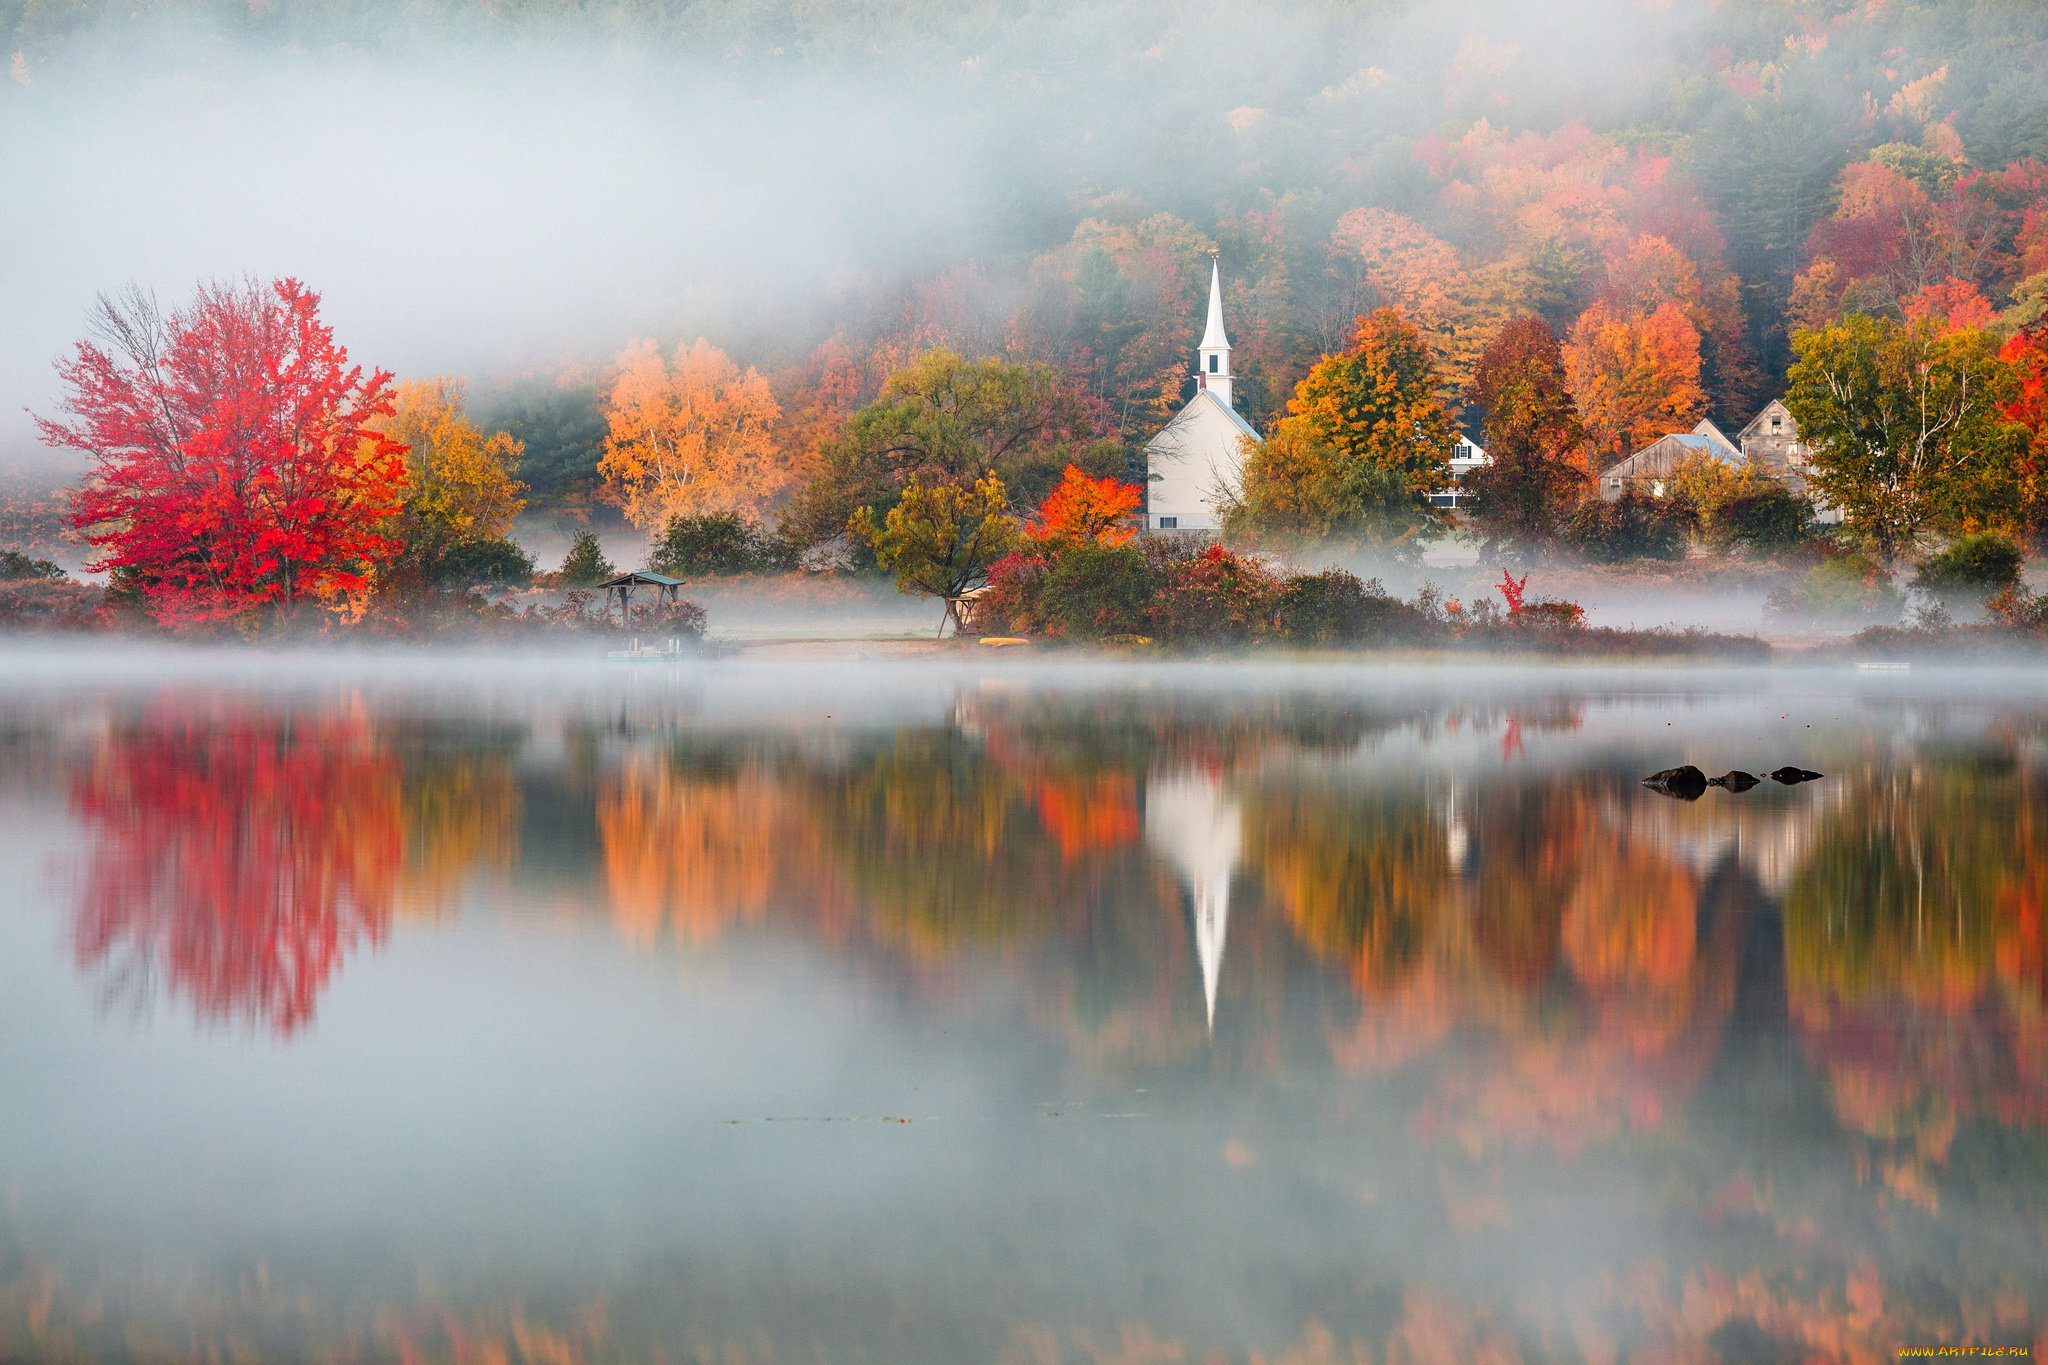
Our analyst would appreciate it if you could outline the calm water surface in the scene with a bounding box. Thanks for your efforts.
[0,650,2044,1363]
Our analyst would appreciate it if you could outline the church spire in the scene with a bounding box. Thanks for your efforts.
[1197,257,1233,409]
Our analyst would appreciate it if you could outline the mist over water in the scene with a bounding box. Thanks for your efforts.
[0,650,2043,1359]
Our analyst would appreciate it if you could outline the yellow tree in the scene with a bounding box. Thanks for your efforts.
[382,378,525,542]
[599,339,788,532]
[1561,301,1707,468]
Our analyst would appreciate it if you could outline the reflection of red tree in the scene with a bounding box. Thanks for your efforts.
[1032,774,1139,861]
[71,708,402,1034]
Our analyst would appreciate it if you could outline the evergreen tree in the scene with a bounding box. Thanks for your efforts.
[556,531,615,587]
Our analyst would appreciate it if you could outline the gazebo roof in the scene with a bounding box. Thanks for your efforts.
[599,571,685,588]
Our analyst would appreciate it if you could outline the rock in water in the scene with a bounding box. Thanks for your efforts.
[1769,766,1823,785]
[1644,765,1708,799]
[1708,771,1760,791]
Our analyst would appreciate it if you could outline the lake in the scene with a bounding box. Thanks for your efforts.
[0,648,2043,1363]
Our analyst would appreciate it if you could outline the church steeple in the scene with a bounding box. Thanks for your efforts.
[1197,257,1233,409]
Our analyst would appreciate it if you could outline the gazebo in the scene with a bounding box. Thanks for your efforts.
[599,571,686,624]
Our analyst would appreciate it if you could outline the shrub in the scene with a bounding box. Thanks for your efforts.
[1031,542,1159,638]
[1911,532,2024,601]
[1270,569,1429,645]
[1713,487,1816,557]
[1561,490,1696,562]
[1149,545,1281,645]
[1514,599,1587,629]
[1767,553,1903,622]
[971,552,1047,635]
[650,512,767,576]
[431,537,536,590]
[0,549,65,581]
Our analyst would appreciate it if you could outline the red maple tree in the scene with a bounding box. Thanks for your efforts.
[40,278,407,626]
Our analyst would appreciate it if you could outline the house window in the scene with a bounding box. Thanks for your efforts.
[1158,516,1178,529]
[1771,417,1782,430]
[1207,355,1218,373]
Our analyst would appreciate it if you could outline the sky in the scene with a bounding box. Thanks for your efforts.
[0,0,1722,472]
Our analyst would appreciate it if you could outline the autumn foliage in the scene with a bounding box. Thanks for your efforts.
[600,338,789,531]
[43,279,407,625]
[1025,464,1141,550]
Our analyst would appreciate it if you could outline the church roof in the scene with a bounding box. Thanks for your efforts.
[1199,258,1231,353]
[1199,389,1259,439]
[1143,388,1261,453]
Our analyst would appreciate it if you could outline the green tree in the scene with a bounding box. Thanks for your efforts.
[1226,308,1456,553]
[649,512,765,576]
[1463,317,1587,561]
[1911,531,2025,603]
[1786,315,2025,561]
[556,531,615,587]
[849,474,1020,635]
[784,351,1120,554]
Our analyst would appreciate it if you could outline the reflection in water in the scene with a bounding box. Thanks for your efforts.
[70,704,403,1033]
[1144,769,1242,1029]
[6,675,2047,1359]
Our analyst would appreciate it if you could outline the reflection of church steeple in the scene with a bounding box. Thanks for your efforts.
[1144,771,1243,1030]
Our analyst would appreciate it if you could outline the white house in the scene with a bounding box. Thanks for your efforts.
[1429,436,1490,510]
[1145,260,1260,531]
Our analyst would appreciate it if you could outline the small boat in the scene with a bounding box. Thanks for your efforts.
[607,637,689,663]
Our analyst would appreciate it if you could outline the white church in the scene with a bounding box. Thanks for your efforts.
[1144,259,1261,531]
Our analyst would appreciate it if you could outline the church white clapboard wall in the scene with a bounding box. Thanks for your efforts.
[1144,260,1260,532]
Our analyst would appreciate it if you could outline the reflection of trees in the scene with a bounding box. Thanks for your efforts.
[1785,758,2048,1189]
[805,733,1072,957]
[70,707,404,1034]
[1250,783,1446,990]
[398,754,520,917]
[1283,774,1740,1155]
[597,754,783,946]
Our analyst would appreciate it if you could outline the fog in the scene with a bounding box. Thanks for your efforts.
[0,0,1712,466]
[0,653,2042,1356]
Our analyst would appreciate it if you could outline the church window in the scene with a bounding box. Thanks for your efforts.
[1208,355,1218,373]
[1158,516,1178,529]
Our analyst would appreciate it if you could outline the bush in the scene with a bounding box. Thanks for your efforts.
[431,537,536,591]
[1271,569,1430,646]
[1561,490,1696,562]
[649,512,768,576]
[1713,487,1816,557]
[1911,532,2024,601]
[0,580,107,630]
[1149,545,1281,645]
[1767,553,1903,622]
[1031,542,1159,638]
[0,549,65,581]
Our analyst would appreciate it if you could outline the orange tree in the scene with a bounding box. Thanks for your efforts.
[1026,464,1141,551]
[1561,300,1707,468]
